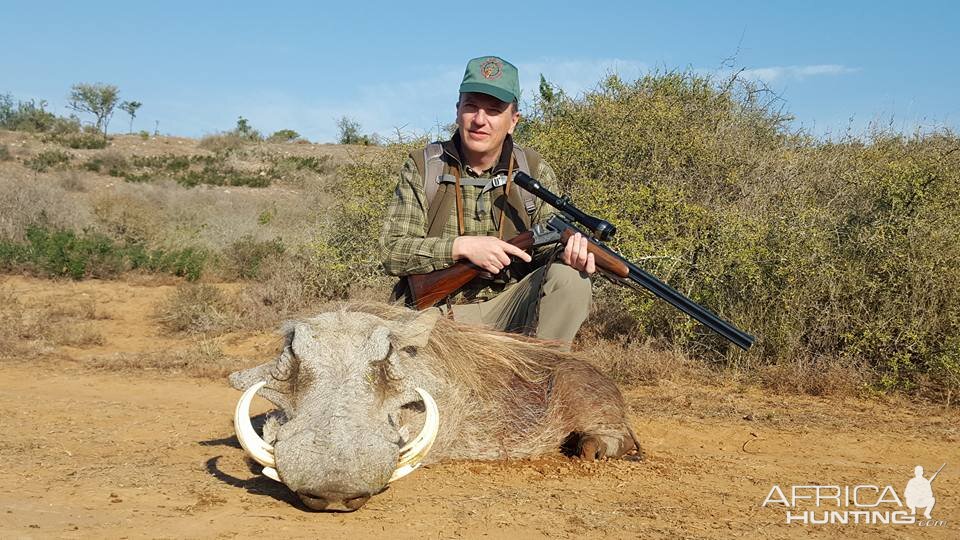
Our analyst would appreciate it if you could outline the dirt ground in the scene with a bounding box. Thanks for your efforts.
[1,275,958,539]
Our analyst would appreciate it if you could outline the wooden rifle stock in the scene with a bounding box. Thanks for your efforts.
[405,230,630,311]
[406,232,533,311]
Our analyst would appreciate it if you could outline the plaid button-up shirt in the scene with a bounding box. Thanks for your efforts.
[379,137,560,277]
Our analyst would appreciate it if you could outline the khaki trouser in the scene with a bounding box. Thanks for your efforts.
[442,263,592,351]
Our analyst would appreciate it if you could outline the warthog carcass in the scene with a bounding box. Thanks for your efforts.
[230,302,640,511]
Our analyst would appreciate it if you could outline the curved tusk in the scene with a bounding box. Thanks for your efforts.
[261,466,280,482]
[389,462,422,483]
[390,387,439,482]
[234,381,276,469]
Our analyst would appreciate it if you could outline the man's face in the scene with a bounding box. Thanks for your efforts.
[456,92,520,162]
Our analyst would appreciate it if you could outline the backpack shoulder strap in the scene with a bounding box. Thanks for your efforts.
[421,142,445,208]
[416,142,456,238]
[512,144,541,216]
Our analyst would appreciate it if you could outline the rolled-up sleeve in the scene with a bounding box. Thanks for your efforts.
[379,157,456,276]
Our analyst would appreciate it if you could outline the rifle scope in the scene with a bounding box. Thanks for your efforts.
[513,172,617,241]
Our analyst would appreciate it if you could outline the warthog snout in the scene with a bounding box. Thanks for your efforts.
[297,490,373,512]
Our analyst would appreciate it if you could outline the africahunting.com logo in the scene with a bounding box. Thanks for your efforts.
[762,463,948,527]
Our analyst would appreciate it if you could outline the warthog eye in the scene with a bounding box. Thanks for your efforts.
[400,345,417,356]
[368,344,402,399]
[271,346,298,382]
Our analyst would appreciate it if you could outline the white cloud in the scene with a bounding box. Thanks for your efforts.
[736,64,859,83]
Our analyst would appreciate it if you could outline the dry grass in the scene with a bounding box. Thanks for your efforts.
[754,357,869,397]
[45,297,102,321]
[0,288,106,355]
[197,133,249,153]
[577,301,870,397]
[0,289,29,357]
[155,283,238,335]
[83,339,253,379]
[58,170,87,192]
[47,322,106,347]
[0,171,93,241]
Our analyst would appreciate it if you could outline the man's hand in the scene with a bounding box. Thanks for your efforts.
[452,236,532,274]
[562,232,596,274]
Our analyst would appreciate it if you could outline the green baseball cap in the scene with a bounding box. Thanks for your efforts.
[459,56,520,104]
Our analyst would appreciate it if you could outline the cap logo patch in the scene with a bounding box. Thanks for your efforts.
[480,58,503,80]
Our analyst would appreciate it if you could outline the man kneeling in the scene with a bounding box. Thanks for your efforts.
[380,56,594,350]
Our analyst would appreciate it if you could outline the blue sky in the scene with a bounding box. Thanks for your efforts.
[4,1,957,142]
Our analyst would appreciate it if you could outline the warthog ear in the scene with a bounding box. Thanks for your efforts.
[391,307,442,351]
[228,361,292,410]
[228,362,273,391]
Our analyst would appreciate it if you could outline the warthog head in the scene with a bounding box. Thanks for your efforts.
[229,308,442,511]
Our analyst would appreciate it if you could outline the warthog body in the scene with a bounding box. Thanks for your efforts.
[229,302,639,511]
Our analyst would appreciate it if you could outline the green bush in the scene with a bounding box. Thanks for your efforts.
[52,131,109,149]
[111,153,271,187]
[268,155,332,180]
[0,95,59,132]
[517,71,960,394]
[25,150,72,172]
[328,141,417,289]
[268,129,301,143]
[233,116,262,142]
[83,151,130,175]
[0,225,206,280]
[336,116,378,146]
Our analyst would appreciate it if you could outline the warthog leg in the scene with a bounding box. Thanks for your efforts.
[550,359,643,460]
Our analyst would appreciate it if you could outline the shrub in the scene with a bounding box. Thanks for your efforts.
[126,244,207,281]
[58,171,87,192]
[83,151,129,176]
[111,153,272,188]
[156,283,235,334]
[25,149,72,172]
[268,129,301,143]
[0,144,10,161]
[0,225,206,280]
[336,116,378,145]
[43,123,107,149]
[54,131,110,149]
[518,70,960,394]
[239,243,355,321]
[92,192,161,243]
[325,141,415,289]
[233,116,262,141]
[222,235,284,279]
[267,155,333,183]
[198,133,246,153]
[47,115,82,135]
[0,94,59,132]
